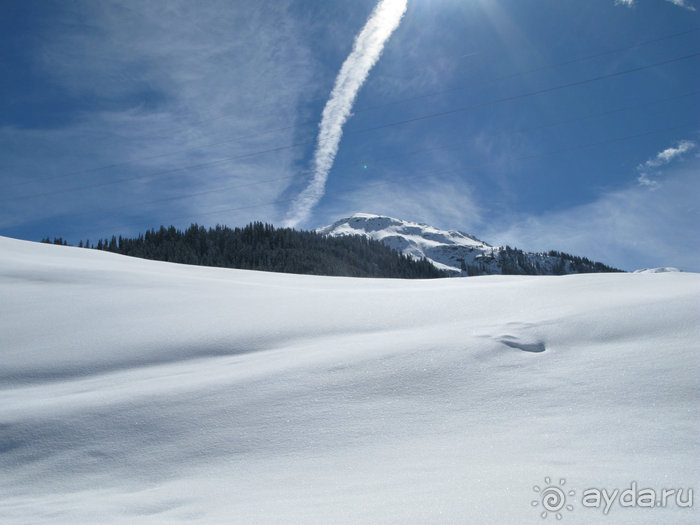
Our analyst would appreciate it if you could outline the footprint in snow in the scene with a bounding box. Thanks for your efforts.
[498,335,546,353]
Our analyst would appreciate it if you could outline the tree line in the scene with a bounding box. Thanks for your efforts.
[45,222,447,279]
[42,223,621,277]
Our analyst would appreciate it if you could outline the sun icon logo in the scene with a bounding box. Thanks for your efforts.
[531,477,575,520]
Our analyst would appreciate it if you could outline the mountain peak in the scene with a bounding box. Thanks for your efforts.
[318,213,621,276]
[321,213,489,243]
[318,213,493,274]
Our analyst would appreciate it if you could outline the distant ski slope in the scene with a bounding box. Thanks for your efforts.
[0,236,698,524]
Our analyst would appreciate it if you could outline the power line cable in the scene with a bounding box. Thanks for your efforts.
[4,52,697,204]
[7,28,697,190]
[56,90,700,220]
[359,123,696,193]
[357,27,700,113]
[161,122,695,224]
[345,52,700,136]
[48,120,695,238]
[187,27,700,126]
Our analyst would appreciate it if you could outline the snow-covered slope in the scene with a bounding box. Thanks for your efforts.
[1,236,698,524]
[317,212,493,273]
[634,267,682,273]
[317,213,616,275]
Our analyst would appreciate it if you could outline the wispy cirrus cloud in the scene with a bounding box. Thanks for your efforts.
[616,0,696,10]
[636,139,696,188]
[666,0,696,11]
[285,0,407,227]
[639,140,696,168]
[1,1,317,240]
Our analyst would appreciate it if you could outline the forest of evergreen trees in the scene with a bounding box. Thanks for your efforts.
[543,249,621,274]
[43,223,447,279]
[454,246,620,276]
[490,246,621,275]
[42,222,621,278]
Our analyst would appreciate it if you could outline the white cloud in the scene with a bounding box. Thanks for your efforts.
[636,172,659,189]
[285,0,408,227]
[616,0,696,9]
[635,139,696,187]
[640,140,696,169]
[666,0,696,11]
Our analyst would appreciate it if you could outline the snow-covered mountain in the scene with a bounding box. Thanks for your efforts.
[318,213,618,275]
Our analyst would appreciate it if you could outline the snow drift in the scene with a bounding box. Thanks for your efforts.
[0,235,697,524]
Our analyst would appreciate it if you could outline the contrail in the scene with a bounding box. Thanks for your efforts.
[285,0,407,227]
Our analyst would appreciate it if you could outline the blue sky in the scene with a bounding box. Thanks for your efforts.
[1,0,698,271]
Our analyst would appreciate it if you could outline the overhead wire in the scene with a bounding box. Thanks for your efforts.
[3,52,697,204]
[55,90,700,221]
[51,120,695,239]
[6,27,698,190]
[155,122,697,226]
